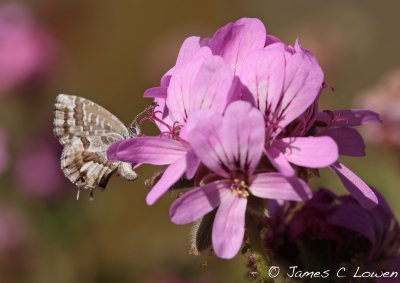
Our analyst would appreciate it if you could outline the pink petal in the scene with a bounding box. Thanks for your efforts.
[107,137,187,165]
[185,101,265,177]
[333,109,382,126]
[264,147,295,177]
[175,36,202,66]
[143,86,167,99]
[212,192,247,259]
[188,56,234,114]
[207,18,266,74]
[324,127,365,157]
[277,44,324,131]
[221,101,265,175]
[166,54,232,125]
[146,156,186,205]
[248,173,312,201]
[330,162,378,209]
[239,48,285,116]
[169,180,231,224]
[160,67,174,87]
[184,109,229,178]
[275,136,338,168]
[286,176,313,201]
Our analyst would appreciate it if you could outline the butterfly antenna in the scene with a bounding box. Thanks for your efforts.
[76,189,81,200]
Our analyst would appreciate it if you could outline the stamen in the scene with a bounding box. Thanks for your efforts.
[136,103,183,140]
[230,178,249,197]
[264,112,284,146]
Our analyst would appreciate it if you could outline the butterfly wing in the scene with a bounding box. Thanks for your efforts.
[54,94,130,145]
[61,136,119,190]
[54,94,136,192]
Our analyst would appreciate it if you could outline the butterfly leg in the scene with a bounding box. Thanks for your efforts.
[76,189,81,200]
[89,189,95,201]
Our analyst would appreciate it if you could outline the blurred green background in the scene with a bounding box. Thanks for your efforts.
[0,0,399,282]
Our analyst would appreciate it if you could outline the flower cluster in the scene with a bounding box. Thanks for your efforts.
[13,130,69,200]
[107,18,381,259]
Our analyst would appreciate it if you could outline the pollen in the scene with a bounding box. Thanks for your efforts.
[230,178,249,197]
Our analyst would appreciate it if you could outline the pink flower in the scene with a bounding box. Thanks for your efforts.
[0,2,56,94]
[13,132,69,200]
[0,127,8,174]
[108,55,234,205]
[169,101,311,259]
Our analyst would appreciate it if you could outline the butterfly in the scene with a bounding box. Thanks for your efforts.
[53,94,139,200]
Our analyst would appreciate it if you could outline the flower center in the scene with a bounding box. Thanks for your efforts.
[230,178,249,197]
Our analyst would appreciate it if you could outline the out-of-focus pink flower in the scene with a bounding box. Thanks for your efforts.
[13,132,69,200]
[0,127,8,174]
[0,2,56,94]
[169,101,311,259]
[355,68,400,147]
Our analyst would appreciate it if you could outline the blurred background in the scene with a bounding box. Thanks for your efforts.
[0,0,399,282]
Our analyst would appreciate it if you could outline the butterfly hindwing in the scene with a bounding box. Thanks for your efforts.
[61,136,118,190]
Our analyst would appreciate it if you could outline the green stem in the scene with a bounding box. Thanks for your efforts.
[247,217,275,283]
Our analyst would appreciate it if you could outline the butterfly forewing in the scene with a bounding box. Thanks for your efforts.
[54,94,137,194]
[54,94,130,145]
